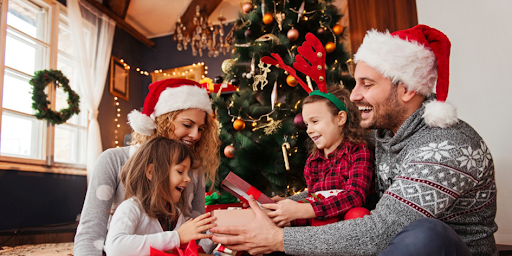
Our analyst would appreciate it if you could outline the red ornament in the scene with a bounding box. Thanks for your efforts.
[294,113,307,130]
[224,145,236,158]
[242,2,253,13]
[287,28,299,41]
[344,207,371,220]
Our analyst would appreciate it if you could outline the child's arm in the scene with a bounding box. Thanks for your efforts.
[262,199,315,227]
[104,199,214,256]
[310,144,374,220]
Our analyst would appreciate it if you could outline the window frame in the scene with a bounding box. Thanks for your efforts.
[0,0,87,175]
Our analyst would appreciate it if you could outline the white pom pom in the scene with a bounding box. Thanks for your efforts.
[422,100,458,128]
[127,110,156,136]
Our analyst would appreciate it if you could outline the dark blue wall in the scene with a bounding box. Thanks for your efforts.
[99,26,145,150]
[0,170,86,231]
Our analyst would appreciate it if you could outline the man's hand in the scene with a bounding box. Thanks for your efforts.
[211,195,285,255]
[176,212,216,244]
[262,200,315,226]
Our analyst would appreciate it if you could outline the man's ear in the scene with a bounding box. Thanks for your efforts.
[145,164,154,181]
[399,83,417,102]
[337,111,347,126]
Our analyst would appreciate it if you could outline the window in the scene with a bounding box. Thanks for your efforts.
[0,0,87,174]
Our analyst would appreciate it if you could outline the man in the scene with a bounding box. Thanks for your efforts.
[211,25,498,256]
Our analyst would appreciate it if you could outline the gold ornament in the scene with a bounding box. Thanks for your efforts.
[325,42,336,53]
[333,24,344,35]
[221,59,236,73]
[286,75,298,87]
[252,60,271,91]
[275,12,285,31]
[233,118,246,131]
[263,13,274,24]
[282,142,291,171]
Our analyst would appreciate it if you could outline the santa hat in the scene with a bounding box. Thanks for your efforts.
[128,78,212,136]
[353,24,458,128]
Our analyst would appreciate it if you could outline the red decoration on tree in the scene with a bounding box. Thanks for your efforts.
[224,145,236,158]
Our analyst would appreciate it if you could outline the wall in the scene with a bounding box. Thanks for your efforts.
[0,170,86,231]
[416,0,512,245]
[98,27,144,150]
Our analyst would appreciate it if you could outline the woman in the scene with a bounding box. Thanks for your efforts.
[74,78,220,256]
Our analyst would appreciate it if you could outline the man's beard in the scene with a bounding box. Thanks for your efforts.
[366,87,408,132]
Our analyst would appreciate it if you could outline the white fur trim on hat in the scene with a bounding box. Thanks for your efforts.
[127,109,156,136]
[153,85,213,118]
[423,100,458,128]
[353,30,438,97]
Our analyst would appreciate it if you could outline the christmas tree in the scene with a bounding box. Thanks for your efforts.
[212,0,354,197]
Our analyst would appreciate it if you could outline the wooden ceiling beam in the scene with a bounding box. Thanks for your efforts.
[179,0,223,36]
[103,0,131,19]
[83,0,155,49]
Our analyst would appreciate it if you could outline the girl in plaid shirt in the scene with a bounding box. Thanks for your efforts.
[263,86,374,227]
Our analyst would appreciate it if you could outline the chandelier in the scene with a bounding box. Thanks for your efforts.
[174,5,231,57]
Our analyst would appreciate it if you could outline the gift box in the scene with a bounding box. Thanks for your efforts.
[212,209,255,237]
[220,172,274,206]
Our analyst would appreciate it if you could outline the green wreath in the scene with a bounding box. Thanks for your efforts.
[30,69,80,125]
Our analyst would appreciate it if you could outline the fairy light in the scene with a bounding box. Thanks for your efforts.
[114,96,121,148]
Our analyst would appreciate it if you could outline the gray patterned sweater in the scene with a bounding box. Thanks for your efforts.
[283,104,498,256]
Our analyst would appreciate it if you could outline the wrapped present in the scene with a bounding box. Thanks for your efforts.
[213,244,242,256]
[212,209,255,237]
[150,240,213,256]
[220,172,274,206]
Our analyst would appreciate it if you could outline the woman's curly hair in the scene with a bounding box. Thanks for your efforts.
[130,109,220,188]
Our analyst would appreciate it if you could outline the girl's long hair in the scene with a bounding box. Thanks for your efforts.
[130,109,220,189]
[303,85,367,155]
[120,137,195,219]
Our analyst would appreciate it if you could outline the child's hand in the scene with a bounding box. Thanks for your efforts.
[176,212,216,244]
[270,195,285,203]
[262,199,315,226]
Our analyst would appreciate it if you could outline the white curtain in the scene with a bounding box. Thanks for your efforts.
[68,0,116,183]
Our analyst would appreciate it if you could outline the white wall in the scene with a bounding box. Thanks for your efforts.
[416,0,512,245]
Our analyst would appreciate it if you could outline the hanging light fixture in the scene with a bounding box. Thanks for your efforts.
[173,5,231,57]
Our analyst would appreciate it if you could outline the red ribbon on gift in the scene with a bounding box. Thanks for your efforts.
[150,240,199,256]
[247,186,262,201]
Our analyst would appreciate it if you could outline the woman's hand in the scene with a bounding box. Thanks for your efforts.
[270,195,285,203]
[176,212,216,244]
[262,200,315,226]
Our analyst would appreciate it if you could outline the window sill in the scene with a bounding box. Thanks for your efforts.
[0,160,87,176]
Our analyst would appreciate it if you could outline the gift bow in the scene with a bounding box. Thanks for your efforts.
[150,240,199,256]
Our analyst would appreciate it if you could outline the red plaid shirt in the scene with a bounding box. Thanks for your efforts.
[304,141,374,220]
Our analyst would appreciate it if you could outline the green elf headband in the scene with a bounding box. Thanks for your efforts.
[309,90,347,113]
[261,33,347,118]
